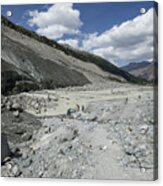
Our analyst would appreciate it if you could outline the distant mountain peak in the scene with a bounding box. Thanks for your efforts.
[121,61,151,71]
[121,61,157,81]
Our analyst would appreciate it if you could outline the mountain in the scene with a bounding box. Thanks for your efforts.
[121,61,157,81]
[121,62,150,71]
[1,16,147,95]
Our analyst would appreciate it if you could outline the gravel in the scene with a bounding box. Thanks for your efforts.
[1,85,157,180]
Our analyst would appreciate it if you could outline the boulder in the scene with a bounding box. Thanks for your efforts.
[11,103,22,112]
[67,108,77,116]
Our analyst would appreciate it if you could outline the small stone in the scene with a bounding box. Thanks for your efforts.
[3,97,8,103]
[47,94,51,101]
[124,144,135,155]
[59,149,66,155]
[22,159,33,168]
[99,145,107,151]
[140,125,149,134]
[21,152,28,160]
[44,127,51,134]
[143,118,148,123]
[6,162,12,170]
[134,144,147,157]
[31,101,35,106]
[102,145,107,150]
[13,110,19,118]
[140,167,146,173]
[38,171,44,177]
[34,103,39,110]
[71,112,81,119]
[68,145,73,150]
[72,169,78,177]
[67,108,76,116]
[88,113,98,121]
[12,165,21,177]
[1,103,5,108]
[112,140,117,145]
[22,133,32,141]
[6,101,12,110]
[35,109,41,114]
[81,166,85,170]
[68,156,73,161]
[52,96,58,102]
[12,103,20,110]
[128,126,133,132]
[12,147,21,156]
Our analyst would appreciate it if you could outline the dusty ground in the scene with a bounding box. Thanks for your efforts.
[1,84,157,180]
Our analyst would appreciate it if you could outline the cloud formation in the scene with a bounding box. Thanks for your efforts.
[81,8,156,65]
[28,3,83,39]
[58,39,79,48]
[27,6,156,66]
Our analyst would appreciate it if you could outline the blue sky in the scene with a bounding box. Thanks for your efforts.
[1,1,157,66]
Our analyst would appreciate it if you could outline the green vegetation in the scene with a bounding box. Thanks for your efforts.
[1,15,149,85]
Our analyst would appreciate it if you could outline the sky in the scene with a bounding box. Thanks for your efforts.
[1,1,157,66]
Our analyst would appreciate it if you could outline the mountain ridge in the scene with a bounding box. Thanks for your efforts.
[1,16,148,95]
[121,61,151,71]
[121,61,157,81]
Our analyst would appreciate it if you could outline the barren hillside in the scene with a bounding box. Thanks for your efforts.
[1,16,147,95]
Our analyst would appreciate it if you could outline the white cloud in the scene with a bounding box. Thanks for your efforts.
[82,8,157,66]
[27,6,157,66]
[28,3,83,39]
[58,38,79,48]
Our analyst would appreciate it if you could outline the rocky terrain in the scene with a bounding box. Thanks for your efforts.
[1,16,157,180]
[1,84,158,180]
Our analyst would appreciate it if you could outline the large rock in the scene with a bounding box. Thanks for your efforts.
[1,110,42,144]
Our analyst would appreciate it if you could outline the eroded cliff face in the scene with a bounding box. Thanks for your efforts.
[1,30,90,95]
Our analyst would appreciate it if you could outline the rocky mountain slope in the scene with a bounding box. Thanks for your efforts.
[1,16,146,95]
[121,61,157,81]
